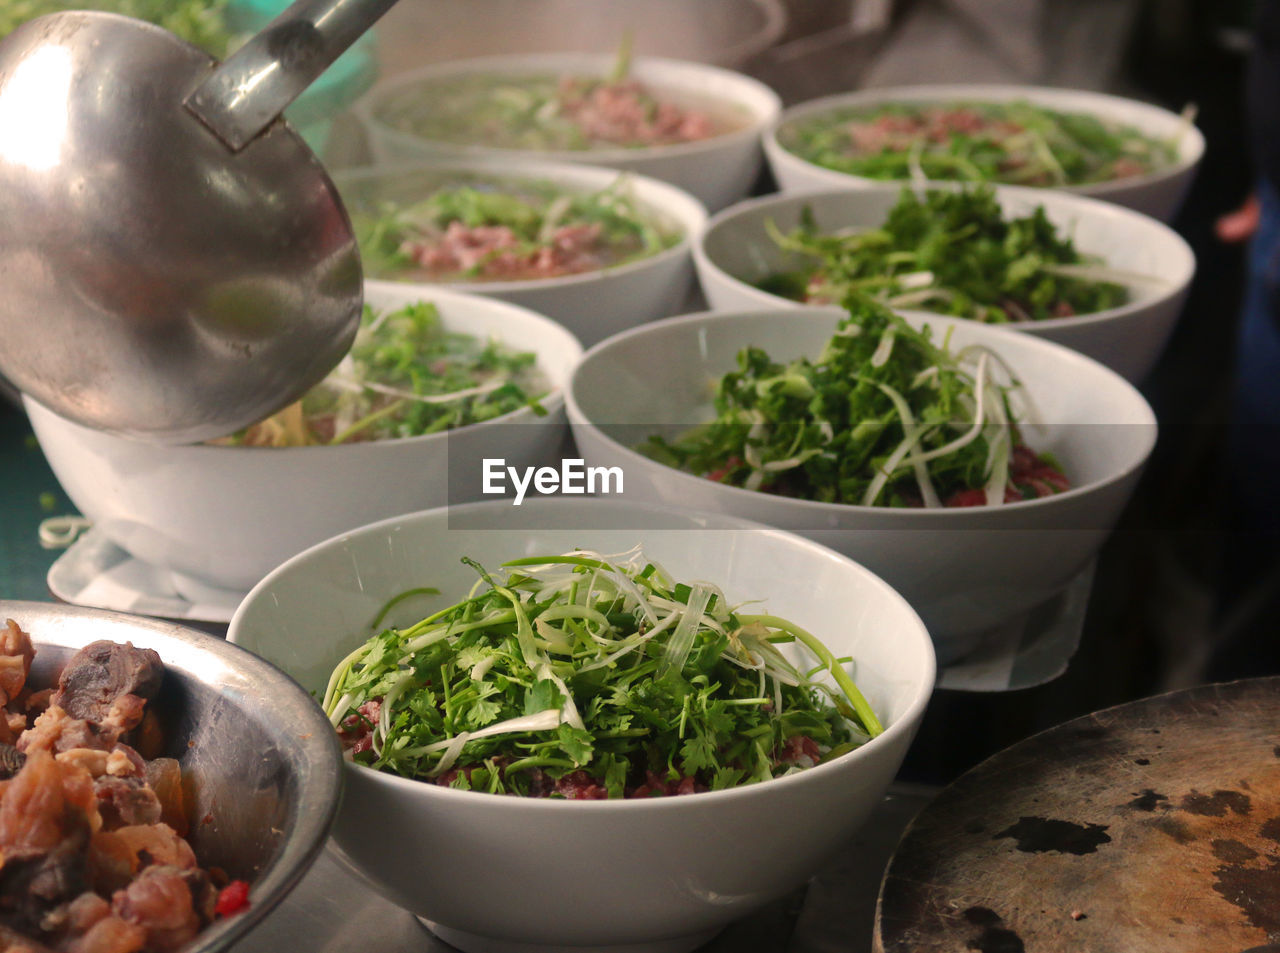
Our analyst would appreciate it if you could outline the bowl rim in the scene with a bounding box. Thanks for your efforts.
[23,284,582,455]
[0,599,342,953]
[335,155,708,295]
[565,306,1159,519]
[764,82,1205,198]
[703,0,789,66]
[692,180,1196,333]
[228,496,937,811]
[356,50,784,164]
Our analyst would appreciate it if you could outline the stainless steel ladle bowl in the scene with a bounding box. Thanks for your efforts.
[0,0,395,443]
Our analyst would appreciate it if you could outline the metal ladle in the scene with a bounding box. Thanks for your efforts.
[0,0,397,443]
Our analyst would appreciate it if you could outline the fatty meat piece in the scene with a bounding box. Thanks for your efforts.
[111,866,202,952]
[0,751,98,935]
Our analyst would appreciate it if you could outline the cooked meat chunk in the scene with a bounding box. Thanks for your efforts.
[403,220,609,281]
[112,866,201,952]
[65,913,146,953]
[23,689,53,717]
[19,708,108,756]
[104,748,144,781]
[0,621,35,708]
[52,645,162,728]
[92,778,161,832]
[85,833,133,898]
[98,697,146,743]
[0,751,95,857]
[103,825,196,873]
[0,752,97,935]
[89,823,197,899]
[0,822,91,931]
[63,891,110,934]
[558,77,715,146]
[54,750,109,779]
[181,868,216,925]
[0,921,58,952]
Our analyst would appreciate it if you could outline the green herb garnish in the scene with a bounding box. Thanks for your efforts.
[0,0,239,58]
[641,295,1068,507]
[760,187,1130,322]
[324,549,880,797]
[780,100,1183,187]
[214,301,547,447]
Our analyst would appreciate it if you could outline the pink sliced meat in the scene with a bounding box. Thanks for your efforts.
[404,221,607,281]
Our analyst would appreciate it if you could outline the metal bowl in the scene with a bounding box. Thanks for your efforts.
[0,600,343,952]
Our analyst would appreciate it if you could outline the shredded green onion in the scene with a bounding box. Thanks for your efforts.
[325,549,879,798]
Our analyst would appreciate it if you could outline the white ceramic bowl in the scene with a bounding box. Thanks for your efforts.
[25,284,582,594]
[764,84,1205,222]
[566,309,1157,661]
[694,183,1195,382]
[227,498,935,953]
[336,157,707,348]
[355,52,782,212]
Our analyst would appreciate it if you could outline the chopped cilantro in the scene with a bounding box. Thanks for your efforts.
[324,549,879,797]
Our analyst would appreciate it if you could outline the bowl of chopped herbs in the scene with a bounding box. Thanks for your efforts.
[693,183,1194,382]
[336,156,707,347]
[227,497,935,953]
[567,297,1157,656]
[25,283,581,593]
[764,84,1204,222]
[357,48,782,212]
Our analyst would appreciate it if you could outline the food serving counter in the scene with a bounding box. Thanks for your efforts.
[0,408,935,949]
[0,394,1073,951]
[0,398,935,947]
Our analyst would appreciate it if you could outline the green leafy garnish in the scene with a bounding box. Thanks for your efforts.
[324,549,880,797]
[0,0,239,58]
[780,100,1182,187]
[214,301,547,446]
[761,187,1130,322]
[641,295,1068,507]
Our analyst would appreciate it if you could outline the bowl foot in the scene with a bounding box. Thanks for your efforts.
[420,920,721,953]
[930,628,989,667]
[167,569,247,611]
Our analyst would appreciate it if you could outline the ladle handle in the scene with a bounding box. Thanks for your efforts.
[185,0,398,151]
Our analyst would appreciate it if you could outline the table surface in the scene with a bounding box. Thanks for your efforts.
[0,401,72,601]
